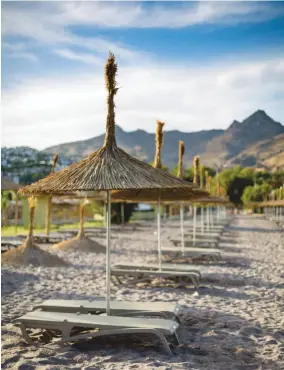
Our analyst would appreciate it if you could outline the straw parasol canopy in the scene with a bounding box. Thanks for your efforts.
[199,165,204,190]
[193,155,200,186]
[19,55,194,198]
[18,52,196,315]
[2,197,68,267]
[177,141,184,179]
[52,199,106,253]
[260,199,284,207]
[153,121,165,169]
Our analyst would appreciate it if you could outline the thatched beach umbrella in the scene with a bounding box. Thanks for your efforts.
[2,197,67,267]
[19,53,195,315]
[177,141,185,255]
[113,121,204,268]
[173,143,208,248]
[199,164,205,233]
[52,198,105,253]
[192,155,200,243]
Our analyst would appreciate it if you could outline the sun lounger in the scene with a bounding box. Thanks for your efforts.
[171,238,218,247]
[111,268,200,288]
[1,239,22,253]
[184,232,220,238]
[16,233,65,244]
[161,247,221,261]
[33,299,181,322]
[113,263,202,279]
[13,310,179,355]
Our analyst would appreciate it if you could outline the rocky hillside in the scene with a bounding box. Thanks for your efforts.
[200,110,284,168]
[3,110,283,175]
[44,126,224,169]
[44,110,284,170]
[224,133,284,171]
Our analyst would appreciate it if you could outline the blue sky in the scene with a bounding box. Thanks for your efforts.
[2,1,284,149]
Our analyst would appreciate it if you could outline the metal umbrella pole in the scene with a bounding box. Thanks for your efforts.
[193,205,197,245]
[180,202,185,256]
[206,206,210,231]
[157,194,162,271]
[104,202,107,227]
[201,206,204,234]
[211,207,214,227]
[106,190,111,316]
[121,202,125,225]
[15,192,19,234]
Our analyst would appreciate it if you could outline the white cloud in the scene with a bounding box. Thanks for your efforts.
[2,55,284,149]
[2,42,39,62]
[2,2,284,150]
[2,2,283,65]
[1,2,150,63]
[7,2,282,30]
[54,49,103,65]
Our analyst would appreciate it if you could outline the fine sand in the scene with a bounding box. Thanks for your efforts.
[1,216,284,370]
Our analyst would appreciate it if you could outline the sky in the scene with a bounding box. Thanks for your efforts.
[2,1,284,149]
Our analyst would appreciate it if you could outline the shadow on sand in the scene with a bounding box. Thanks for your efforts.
[229,226,281,233]
[61,308,281,370]
[1,269,39,299]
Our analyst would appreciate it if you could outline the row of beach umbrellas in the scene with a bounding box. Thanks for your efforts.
[3,53,229,315]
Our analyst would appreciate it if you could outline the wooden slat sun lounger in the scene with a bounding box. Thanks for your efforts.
[184,232,221,239]
[34,299,182,322]
[1,239,22,253]
[13,310,179,355]
[161,247,221,262]
[110,268,200,288]
[113,263,202,279]
[16,233,65,244]
[171,238,218,247]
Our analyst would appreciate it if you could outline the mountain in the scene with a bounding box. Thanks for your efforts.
[3,110,284,176]
[44,126,224,169]
[224,133,284,171]
[200,110,284,168]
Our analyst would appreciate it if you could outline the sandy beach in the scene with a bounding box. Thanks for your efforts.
[1,215,284,370]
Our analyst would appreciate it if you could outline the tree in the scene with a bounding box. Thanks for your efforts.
[269,170,284,188]
[171,165,215,183]
[242,183,272,204]
[1,190,16,226]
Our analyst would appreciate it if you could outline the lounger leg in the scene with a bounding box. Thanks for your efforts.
[19,323,33,345]
[172,331,181,345]
[186,269,202,279]
[189,276,199,289]
[174,315,181,324]
[61,325,72,341]
[112,276,123,285]
[56,328,173,356]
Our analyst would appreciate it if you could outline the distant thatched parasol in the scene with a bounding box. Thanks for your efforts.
[193,155,200,186]
[177,141,184,179]
[19,52,195,316]
[199,165,204,190]
[2,197,67,267]
[52,199,105,253]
